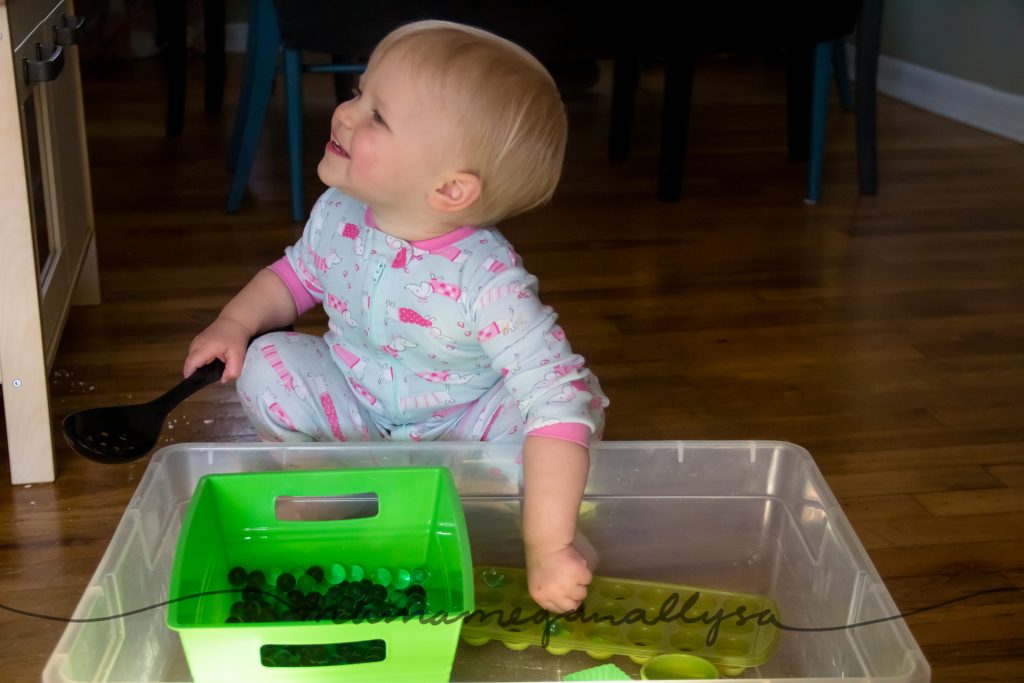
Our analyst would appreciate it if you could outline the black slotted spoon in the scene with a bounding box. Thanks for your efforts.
[62,360,226,464]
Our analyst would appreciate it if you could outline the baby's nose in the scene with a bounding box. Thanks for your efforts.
[334,101,354,127]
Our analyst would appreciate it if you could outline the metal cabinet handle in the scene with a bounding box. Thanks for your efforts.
[23,43,65,84]
[54,15,86,46]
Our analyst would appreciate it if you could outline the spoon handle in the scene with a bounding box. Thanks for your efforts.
[151,359,226,415]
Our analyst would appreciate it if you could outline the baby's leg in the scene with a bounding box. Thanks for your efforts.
[235,331,381,442]
[444,382,524,444]
[434,382,527,489]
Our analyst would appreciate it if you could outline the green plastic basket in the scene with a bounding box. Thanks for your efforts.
[167,467,474,682]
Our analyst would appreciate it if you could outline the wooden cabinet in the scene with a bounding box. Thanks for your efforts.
[1,0,99,484]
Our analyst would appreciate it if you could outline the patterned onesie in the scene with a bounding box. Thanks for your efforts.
[236,188,607,449]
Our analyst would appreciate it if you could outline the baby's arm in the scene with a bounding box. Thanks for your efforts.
[522,435,596,613]
[183,269,298,381]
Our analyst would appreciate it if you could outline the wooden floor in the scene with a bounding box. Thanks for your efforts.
[2,53,1023,681]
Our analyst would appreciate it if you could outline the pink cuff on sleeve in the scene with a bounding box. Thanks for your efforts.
[268,257,318,316]
[527,423,591,447]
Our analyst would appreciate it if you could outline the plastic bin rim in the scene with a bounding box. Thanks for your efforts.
[149,440,815,462]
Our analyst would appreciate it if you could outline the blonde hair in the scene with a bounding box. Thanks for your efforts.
[368,20,567,226]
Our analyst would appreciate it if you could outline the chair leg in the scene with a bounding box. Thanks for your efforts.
[609,56,639,163]
[284,48,305,221]
[657,50,695,202]
[227,0,273,171]
[806,41,832,204]
[226,0,280,213]
[832,39,853,112]
[856,0,883,195]
[203,0,226,113]
[785,45,812,161]
[156,0,187,137]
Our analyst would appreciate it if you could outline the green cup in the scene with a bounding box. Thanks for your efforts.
[640,653,718,680]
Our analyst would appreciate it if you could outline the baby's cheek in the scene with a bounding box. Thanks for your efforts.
[350,149,379,182]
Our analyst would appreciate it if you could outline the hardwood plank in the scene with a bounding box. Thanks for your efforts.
[855,512,1024,549]
[915,488,1024,517]
[991,465,1024,488]
[816,466,1004,500]
[866,541,1024,578]
[821,442,1024,476]
[921,640,1024,683]
[839,494,931,522]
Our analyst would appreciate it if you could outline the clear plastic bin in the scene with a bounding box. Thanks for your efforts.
[43,441,930,682]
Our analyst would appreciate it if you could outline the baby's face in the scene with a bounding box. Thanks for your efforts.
[318,50,463,213]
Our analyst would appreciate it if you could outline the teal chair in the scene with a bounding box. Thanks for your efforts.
[225,0,364,221]
[807,0,882,203]
[226,0,879,218]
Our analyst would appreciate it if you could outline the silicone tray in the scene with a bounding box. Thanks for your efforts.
[461,566,780,676]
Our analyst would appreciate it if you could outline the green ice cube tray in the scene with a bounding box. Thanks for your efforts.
[461,566,779,677]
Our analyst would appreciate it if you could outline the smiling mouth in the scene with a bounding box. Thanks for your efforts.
[329,139,350,158]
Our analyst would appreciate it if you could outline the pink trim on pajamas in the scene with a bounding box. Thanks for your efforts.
[411,225,477,252]
[528,423,591,447]
[268,257,318,315]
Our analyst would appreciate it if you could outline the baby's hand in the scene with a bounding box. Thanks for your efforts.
[183,317,253,382]
[526,532,598,613]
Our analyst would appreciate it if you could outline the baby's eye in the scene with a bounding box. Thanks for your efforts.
[372,109,387,126]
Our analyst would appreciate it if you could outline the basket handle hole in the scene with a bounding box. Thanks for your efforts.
[275,493,379,522]
[261,639,386,667]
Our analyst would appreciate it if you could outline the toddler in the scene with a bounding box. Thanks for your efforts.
[184,20,608,613]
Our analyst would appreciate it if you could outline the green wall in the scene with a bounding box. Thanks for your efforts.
[879,0,1024,94]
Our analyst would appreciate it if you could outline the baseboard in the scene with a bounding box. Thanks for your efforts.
[225,22,248,54]
[846,44,1024,143]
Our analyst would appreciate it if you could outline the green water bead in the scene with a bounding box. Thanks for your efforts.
[410,567,429,584]
[328,563,346,584]
[373,567,392,587]
[545,620,566,637]
[305,565,325,583]
[227,566,248,587]
[481,567,505,587]
[393,568,412,589]
[246,570,266,587]
[241,585,263,601]
[286,588,304,605]
[276,572,296,591]
[387,589,409,608]
[348,564,365,581]
[242,600,262,621]
[297,573,317,593]
[406,594,426,614]
[267,567,283,586]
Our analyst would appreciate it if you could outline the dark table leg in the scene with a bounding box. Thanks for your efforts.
[786,44,813,162]
[658,50,696,202]
[609,56,639,163]
[856,0,883,195]
[204,0,226,114]
[157,0,187,137]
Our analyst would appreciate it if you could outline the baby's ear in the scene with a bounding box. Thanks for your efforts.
[428,172,481,214]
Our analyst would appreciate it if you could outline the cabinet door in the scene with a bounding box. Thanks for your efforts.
[12,0,92,363]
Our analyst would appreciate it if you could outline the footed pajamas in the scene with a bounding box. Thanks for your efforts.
[236,189,607,447]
